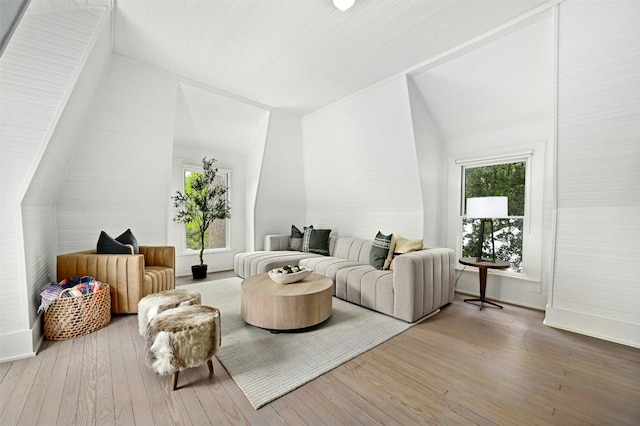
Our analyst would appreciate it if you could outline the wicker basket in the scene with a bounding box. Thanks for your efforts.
[44,284,111,340]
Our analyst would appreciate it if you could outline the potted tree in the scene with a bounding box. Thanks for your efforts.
[172,157,231,279]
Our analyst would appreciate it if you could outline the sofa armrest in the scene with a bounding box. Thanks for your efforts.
[392,247,456,322]
[140,246,175,269]
[264,234,290,251]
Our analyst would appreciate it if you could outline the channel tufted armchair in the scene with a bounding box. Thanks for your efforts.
[57,246,175,314]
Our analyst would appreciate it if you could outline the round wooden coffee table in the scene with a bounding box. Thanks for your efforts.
[241,272,333,331]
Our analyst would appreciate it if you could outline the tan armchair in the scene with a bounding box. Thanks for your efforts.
[57,246,175,314]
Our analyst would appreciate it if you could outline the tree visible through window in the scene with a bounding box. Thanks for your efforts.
[183,169,229,251]
[462,161,526,272]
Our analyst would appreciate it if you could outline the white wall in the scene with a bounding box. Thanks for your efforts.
[244,114,270,251]
[253,110,307,249]
[302,76,424,241]
[411,12,554,310]
[0,5,111,361]
[407,77,442,247]
[545,0,640,348]
[56,55,177,253]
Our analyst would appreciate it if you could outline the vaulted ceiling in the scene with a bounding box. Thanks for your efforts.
[19,0,552,154]
[112,0,549,117]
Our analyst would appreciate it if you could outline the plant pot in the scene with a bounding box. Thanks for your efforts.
[191,264,208,279]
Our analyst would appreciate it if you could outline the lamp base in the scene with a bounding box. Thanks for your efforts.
[475,219,498,264]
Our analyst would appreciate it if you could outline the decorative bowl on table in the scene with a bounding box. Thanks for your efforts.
[268,265,312,284]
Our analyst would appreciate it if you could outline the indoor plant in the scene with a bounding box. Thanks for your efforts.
[172,157,231,279]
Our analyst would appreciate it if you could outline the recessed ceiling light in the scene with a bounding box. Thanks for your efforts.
[333,0,355,12]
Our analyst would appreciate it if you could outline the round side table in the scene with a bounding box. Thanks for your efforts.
[459,257,510,310]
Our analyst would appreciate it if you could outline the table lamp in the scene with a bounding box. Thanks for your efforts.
[466,196,508,263]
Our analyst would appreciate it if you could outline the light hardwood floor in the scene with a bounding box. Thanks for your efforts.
[2,271,639,425]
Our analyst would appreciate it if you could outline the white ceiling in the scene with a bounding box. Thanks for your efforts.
[25,0,552,153]
[174,82,269,155]
[112,0,550,117]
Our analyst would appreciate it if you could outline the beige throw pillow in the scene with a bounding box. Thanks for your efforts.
[389,234,424,270]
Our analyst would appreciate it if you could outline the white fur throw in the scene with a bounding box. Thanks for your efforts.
[145,305,220,375]
[137,289,201,336]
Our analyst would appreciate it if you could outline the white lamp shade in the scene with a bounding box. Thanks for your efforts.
[333,0,355,11]
[466,196,508,218]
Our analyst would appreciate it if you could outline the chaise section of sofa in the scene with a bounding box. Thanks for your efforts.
[234,234,455,322]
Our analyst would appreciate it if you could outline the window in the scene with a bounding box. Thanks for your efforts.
[462,161,526,272]
[183,167,230,252]
[449,142,545,284]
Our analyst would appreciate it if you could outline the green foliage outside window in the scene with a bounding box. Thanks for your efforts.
[462,162,526,272]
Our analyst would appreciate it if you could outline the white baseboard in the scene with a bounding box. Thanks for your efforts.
[0,317,42,362]
[544,307,640,349]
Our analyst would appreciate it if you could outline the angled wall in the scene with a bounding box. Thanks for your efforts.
[546,0,640,347]
[0,4,111,361]
[302,76,425,241]
[56,55,178,253]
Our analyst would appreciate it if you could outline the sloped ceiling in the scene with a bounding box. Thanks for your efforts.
[174,82,269,155]
[113,0,550,117]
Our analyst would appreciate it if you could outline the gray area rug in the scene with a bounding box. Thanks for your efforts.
[180,277,414,409]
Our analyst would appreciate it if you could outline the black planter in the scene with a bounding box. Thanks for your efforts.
[191,264,208,279]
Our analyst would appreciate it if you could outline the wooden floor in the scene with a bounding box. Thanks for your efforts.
[1,272,639,425]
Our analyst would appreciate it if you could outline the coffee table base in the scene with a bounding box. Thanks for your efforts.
[241,273,333,331]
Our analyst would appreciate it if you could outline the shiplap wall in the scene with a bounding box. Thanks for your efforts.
[407,77,442,248]
[253,110,306,249]
[0,5,110,361]
[411,13,554,309]
[302,76,424,241]
[56,55,177,254]
[244,114,270,251]
[546,0,640,347]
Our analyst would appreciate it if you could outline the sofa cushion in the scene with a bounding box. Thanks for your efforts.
[116,228,139,254]
[97,231,134,254]
[289,225,304,251]
[308,229,331,256]
[369,231,393,270]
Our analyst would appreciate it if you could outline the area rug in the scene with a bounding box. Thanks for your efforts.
[179,277,414,409]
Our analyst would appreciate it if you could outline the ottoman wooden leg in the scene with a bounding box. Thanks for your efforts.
[207,359,214,375]
[172,371,179,391]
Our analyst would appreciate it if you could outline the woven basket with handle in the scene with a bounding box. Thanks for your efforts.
[44,284,111,340]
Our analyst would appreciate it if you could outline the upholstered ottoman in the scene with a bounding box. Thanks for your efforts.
[145,305,221,390]
[137,288,201,336]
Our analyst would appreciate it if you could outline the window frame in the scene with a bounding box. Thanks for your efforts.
[181,164,232,255]
[448,142,545,283]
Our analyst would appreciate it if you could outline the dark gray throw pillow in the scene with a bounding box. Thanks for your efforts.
[370,231,393,270]
[289,225,304,251]
[115,228,139,254]
[97,231,134,254]
[308,229,331,256]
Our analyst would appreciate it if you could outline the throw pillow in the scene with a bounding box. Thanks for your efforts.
[308,229,332,256]
[115,228,139,254]
[389,234,424,270]
[369,231,393,270]
[383,234,396,270]
[97,231,134,254]
[289,225,304,251]
[302,225,314,253]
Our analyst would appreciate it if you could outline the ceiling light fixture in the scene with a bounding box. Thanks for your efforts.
[333,0,355,12]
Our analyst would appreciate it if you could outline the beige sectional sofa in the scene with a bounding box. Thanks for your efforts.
[234,234,456,323]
